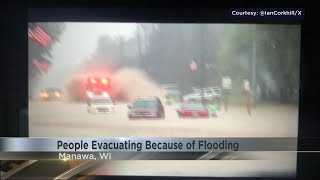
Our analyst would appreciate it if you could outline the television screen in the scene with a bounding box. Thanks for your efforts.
[28,22,300,178]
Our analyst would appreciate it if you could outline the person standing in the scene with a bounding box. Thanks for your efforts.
[165,94,172,105]
[223,89,230,112]
[207,99,218,118]
[222,77,232,112]
[243,79,251,115]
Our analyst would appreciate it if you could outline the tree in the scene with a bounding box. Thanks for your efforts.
[218,24,301,102]
[140,24,223,91]
[28,22,65,97]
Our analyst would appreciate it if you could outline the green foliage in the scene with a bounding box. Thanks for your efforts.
[218,24,300,102]
[28,23,65,97]
[91,23,300,103]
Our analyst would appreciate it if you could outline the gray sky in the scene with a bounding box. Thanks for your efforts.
[37,23,137,90]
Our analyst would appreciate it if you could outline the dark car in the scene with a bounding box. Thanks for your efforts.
[39,88,63,101]
[127,96,165,119]
[176,103,209,118]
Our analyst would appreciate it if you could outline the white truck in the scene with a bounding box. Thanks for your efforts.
[183,87,222,102]
[87,94,116,114]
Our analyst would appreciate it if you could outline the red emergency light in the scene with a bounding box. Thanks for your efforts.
[90,78,97,84]
[101,78,108,85]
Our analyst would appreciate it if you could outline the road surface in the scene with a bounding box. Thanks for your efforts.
[29,101,298,137]
[29,101,298,177]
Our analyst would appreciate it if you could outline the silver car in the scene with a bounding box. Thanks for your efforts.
[183,87,222,102]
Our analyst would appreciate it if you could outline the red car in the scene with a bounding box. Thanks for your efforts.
[128,96,165,119]
[177,103,209,118]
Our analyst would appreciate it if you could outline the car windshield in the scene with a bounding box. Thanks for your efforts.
[133,100,157,108]
[45,88,61,93]
[183,103,205,110]
[91,98,111,104]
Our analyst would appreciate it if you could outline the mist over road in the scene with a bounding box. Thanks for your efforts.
[29,101,298,137]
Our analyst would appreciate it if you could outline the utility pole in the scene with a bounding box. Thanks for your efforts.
[178,25,186,93]
[200,24,207,88]
[251,25,257,104]
[137,25,143,70]
[199,24,207,104]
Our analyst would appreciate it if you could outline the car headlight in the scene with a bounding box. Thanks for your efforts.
[89,107,97,112]
[41,93,48,98]
[55,92,61,97]
[87,92,94,98]
[102,92,108,96]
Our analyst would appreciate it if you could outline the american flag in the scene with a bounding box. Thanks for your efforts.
[28,26,52,47]
[32,59,50,73]
[189,60,197,71]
